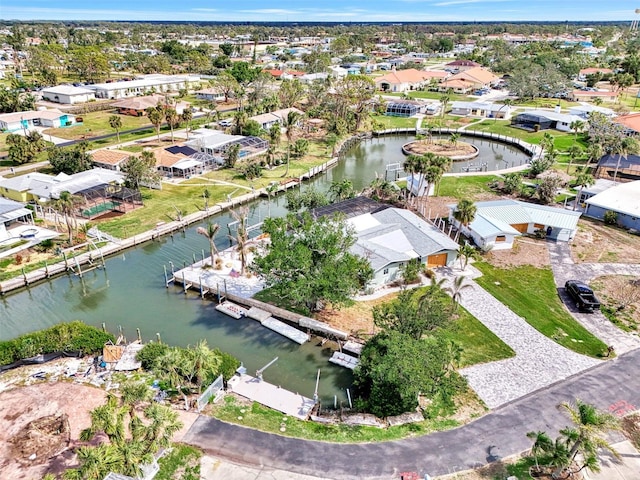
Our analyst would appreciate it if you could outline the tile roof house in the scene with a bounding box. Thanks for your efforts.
[578,67,613,81]
[91,149,133,171]
[448,199,581,250]
[448,67,499,88]
[249,107,304,130]
[438,78,476,94]
[445,59,481,71]
[568,90,618,102]
[375,69,446,93]
[111,95,190,116]
[615,113,640,135]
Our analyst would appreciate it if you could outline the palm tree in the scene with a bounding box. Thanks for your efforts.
[457,243,477,270]
[566,143,583,173]
[53,190,84,245]
[552,399,621,479]
[573,168,595,211]
[181,108,193,139]
[282,110,302,177]
[108,115,123,143]
[586,142,603,170]
[439,92,451,119]
[453,199,477,229]
[494,99,513,122]
[526,430,554,472]
[445,275,472,311]
[569,120,585,143]
[403,154,421,200]
[164,107,179,143]
[230,208,250,276]
[431,155,451,196]
[146,106,163,142]
[197,221,220,266]
[186,339,222,393]
[329,179,355,202]
[449,132,460,146]
[224,143,241,168]
[611,136,640,183]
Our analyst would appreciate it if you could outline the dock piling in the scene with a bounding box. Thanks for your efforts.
[136,328,141,342]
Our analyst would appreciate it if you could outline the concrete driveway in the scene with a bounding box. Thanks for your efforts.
[584,441,640,480]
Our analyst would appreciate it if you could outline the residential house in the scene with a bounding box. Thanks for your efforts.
[595,154,640,182]
[91,149,132,171]
[375,69,447,93]
[195,88,225,102]
[578,67,613,81]
[41,85,96,104]
[328,66,348,79]
[511,109,584,132]
[568,104,616,119]
[248,107,304,130]
[583,180,640,230]
[615,113,640,136]
[438,78,475,94]
[447,67,499,89]
[151,144,220,178]
[0,109,77,133]
[449,199,581,250]
[567,90,618,103]
[449,101,512,119]
[445,59,481,72]
[313,197,459,288]
[186,130,268,159]
[86,74,200,100]
[0,168,124,203]
[263,69,305,80]
[110,95,190,116]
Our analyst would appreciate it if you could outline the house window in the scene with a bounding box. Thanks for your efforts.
[496,235,506,242]
[383,268,389,275]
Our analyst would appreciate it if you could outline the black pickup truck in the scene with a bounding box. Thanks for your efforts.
[565,280,601,312]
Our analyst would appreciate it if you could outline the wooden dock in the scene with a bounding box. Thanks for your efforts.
[329,351,360,370]
[215,301,247,319]
[227,373,315,420]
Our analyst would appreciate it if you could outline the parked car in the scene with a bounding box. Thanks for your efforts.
[565,280,601,312]
[218,119,233,127]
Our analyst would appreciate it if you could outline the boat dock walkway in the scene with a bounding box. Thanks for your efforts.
[343,341,364,356]
[215,301,247,319]
[227,373,315,420]
[329,352,360,370]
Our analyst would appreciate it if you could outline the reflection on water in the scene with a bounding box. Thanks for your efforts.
[0,134,529,403]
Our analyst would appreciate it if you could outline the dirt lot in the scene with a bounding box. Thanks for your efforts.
[0,359,198,479]
[570,218,640,264]
[484,237,550,268]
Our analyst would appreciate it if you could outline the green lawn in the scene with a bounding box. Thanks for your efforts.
[98,182,236,238]
[437,175,499,199]
[156,444,201,480]
[474,263,609,358]
[370,114,417,129]
[44,109,154,140]
[443,306,515,367]
[211,395,459,443]
[464,120,584,150]
[380,90,470,102]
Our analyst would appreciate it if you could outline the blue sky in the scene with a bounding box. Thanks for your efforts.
[1,1,637,22]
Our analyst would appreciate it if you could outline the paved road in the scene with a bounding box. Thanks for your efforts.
[183,347,640,480]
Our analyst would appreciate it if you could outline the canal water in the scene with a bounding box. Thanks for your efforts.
[0,134,530,403]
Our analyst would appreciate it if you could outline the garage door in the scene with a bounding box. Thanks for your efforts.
[510,223,529,233]
[427,253,448,267]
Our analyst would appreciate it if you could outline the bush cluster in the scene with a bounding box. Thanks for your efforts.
[0,321,115,366]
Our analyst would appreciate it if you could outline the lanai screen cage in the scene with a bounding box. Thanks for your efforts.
[511,113,553,131]
[215,136,268,158]
[385,102,419,117]
[77,184,143,219]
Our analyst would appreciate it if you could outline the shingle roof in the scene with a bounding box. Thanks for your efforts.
[91,149,132,166]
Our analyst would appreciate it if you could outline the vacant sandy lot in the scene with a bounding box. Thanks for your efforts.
[571,219,640,264]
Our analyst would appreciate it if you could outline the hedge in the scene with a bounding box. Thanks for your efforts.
[0,321,115,366]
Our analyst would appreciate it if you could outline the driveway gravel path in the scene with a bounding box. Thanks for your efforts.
[547,240,640,354]
[437,266,600,409]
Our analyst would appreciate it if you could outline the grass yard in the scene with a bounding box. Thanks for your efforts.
[97,182,236,238]
[210,395,460,443]
[370,114,417,129]
[437,175,499,199]
[443,306,515,367]
[474,263,608,357]
[44,110,154,140]
[464,120,584,150]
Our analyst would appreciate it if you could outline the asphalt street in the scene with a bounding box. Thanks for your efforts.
[183,347,640,480]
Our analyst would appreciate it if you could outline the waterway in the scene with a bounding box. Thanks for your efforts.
[0,134,530,403]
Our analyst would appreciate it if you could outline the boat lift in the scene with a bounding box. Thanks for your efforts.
[256,356,278,382]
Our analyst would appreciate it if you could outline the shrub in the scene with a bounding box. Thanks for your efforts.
[604,210,618,226]
[214,349,240,381]
[0,321,114,366]
[136,342,170,370]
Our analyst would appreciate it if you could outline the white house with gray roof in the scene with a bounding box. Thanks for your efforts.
[41,85,96,104]
[348,207,459,288]
[582,180,640,230]
[448,199,581,250]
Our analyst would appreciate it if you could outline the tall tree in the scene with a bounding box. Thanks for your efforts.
[453,199,477,228]
[251,212,373,313]
[109,115,123,144]
[146,106,163,142]
[52,191,84,245]
[164,107,179,143]
[573,168,595,211]
[181,108,193,140]
[122,150,159,190]
[197,221,221,266]
[282,110,302,177]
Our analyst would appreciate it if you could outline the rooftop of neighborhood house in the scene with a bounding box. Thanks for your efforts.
[570,89,617,97]
[581,178,620,196]
[450,199,582,236]
[597,153,640,169]
[0,168,124,200]
[0,109,69,123]
[110,95,189,111]
[579,67,613,75]
[615,113,640,133]
[585,180,640,218]
[91,149,134,166]
[375,68,447,84]
[449,67,499,84]
[41,85,95,95]
[87,74,198,91]
[451,101,511,112]
[0,196,27,216]
[517,109,583,123]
